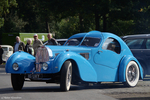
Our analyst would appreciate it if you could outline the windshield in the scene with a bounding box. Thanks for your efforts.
[64,37,83,46]
[2,47,7,51]
[64,37,101,47]
[81,37,101,47]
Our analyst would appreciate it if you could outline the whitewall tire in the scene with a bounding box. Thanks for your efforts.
[125,61,139,87]
[60,61,72,91]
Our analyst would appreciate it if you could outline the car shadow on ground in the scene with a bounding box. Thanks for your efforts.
[120,97,150,100]
[0,82,130,94]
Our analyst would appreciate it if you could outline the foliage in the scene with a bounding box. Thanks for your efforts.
[0,0,17,28]
[1,0,150,44]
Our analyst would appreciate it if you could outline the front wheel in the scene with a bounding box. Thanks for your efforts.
[124,61,139,87]
[60,61,72,91]
[11,74,24,90]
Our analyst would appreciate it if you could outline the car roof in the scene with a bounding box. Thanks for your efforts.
[56,39,67,41]
[1,45,13,48]
[122,34,150,39]
[69,31,122,41]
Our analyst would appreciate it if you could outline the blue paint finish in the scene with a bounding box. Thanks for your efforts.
[5,51,35,74]
[119,55,143,82]
[53,51,97,82]
[5,31,143,84]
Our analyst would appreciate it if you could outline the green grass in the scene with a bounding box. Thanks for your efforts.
[20,33,48,44]
[2,33,49,46]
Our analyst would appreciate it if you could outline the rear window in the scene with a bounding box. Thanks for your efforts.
[125,38,145,49]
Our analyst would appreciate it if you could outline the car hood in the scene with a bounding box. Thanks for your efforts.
[45,45,91,52]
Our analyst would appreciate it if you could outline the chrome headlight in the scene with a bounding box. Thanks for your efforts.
[13,63,19,71]
[42,62,48,70]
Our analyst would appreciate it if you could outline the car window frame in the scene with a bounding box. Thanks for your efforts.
[102,37,121,54]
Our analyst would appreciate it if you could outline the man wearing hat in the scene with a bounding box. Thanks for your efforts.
[33,34,43,56]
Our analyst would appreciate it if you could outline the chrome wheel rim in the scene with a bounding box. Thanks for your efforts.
[127,65,137,82]
[67,63,72,88]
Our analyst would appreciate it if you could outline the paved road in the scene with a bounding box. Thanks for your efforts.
[1,65,150,100]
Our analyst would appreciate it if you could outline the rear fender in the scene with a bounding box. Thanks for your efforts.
[53,51,97,82]
[119,55,143,82]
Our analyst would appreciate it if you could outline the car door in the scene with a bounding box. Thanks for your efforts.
[142,38,150,74]
[94,37,122,69]
[94,37,122,81]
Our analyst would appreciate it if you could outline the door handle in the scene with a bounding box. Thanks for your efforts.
[98,50,103,53]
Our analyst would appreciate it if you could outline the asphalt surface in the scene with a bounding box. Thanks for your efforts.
[1,65,150,100]
[0,66,116,100]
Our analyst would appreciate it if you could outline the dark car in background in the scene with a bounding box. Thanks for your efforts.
[44,39,67,45]
[122,34,150,77]
[56,39,67,45]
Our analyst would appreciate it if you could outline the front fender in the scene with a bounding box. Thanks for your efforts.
[119,55,143,82]
[53,51,97,82]
[5,51,35,74]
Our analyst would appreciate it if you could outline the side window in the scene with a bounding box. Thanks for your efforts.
[146,39,150,49]
[102,38,121,54]
[125,38,145,49]
[9,47,13,51]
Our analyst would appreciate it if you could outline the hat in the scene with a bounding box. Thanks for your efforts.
[34,34,38,37]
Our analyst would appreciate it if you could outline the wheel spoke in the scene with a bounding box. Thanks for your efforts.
[128,65,137,82]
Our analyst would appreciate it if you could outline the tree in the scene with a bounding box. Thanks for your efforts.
[0,0,17,44]
[0,0,17,28]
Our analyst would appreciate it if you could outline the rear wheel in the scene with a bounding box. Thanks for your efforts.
[60,61,72,91]
[11,74,24,90]
[124,61,139,87]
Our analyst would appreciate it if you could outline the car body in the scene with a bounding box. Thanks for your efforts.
[5,31,143,91]
[1,45,13,62]
[122,34,150,77]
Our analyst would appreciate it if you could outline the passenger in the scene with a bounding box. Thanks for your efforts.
[47,33,58,45]
[14,36,25,52]
[107,43,115,51]
[33,34,43,56]
[25,39,34,55]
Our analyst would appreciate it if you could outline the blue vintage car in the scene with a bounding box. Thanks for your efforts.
[5,31,143,91]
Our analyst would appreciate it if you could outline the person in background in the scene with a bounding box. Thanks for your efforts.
[0,46,3,65]
[47,33,58,45]
[25,39,34,55]
[14,36,25,52]
[33,34,43,56]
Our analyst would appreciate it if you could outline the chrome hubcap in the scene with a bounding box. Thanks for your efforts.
[127,65,137,82]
